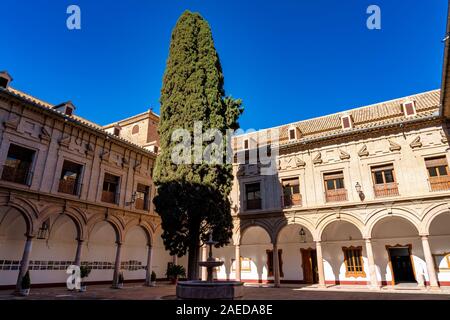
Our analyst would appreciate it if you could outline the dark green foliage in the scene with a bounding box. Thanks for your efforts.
[80,266,91,279]
[21,270,30,289]
[151,271,157,282]
[166,264,186,279]
[153,10,243,280]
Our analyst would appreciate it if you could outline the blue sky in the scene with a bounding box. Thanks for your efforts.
[1,1,447,130]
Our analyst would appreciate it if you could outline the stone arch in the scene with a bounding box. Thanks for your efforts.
[38,205,87,240]
[316,213,365,241]
[421,202,450,235]
[235,219,274,245]
[86,214,124,244]
[0,196,39,235]
[124,219,153,246]
[365,208,421,238]
[274,216,316,243]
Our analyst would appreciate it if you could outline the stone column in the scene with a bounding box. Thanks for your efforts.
[16,235,34,291]
[364,238,380,289]
[145,244,153,286]
[272,242,280,288]
[112,242,122,288]
[201,245,207,281]
[74,239,83,266]
[235,244,241,282]
[315,241,326,288]
[421,235,439,289]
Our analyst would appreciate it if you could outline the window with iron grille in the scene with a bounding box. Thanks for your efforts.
[342,246,366,277]
[425,156,450,191]
[282,178,301,206]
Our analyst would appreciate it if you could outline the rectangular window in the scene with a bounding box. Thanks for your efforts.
[282,178,301,207]
[245,182,261,210]
[371,164,399,197]
[135,183,150,211]
[1,144,35,185]
[426,156,450,191]
[403,102,416,116]
[58,160,83,195]
[101,173,120,204]
[244,139,249,150]
[324,171,347,202]
[266,249,284,277]
[342,246,366,278]
[289,128,296,140]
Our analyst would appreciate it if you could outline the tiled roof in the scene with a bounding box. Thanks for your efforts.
[234,89,441,148]
[3,87,155,156]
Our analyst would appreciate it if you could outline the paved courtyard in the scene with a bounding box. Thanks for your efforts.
[0,282,449,300]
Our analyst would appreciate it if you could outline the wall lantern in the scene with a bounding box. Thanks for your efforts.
[37,220,49,240]
[299,227,306,243]
[355,182,365,201]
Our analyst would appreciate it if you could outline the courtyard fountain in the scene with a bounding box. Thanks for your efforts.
[176,234,244,300]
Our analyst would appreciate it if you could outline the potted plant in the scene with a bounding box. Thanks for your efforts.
[166,264,186,285]
[150,271,157,287]
[79,266,91,292]
[117,272,124,289]
[19,270,31,296]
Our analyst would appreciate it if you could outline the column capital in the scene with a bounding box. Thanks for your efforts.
[364,237,372,242]
[116,241,122,246]
[419,234,430,239]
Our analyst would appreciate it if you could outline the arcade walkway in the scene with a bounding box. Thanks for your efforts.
[0,283,449,300]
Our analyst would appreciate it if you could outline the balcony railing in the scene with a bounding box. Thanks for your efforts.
[1,165,32,186]
[373,183,399,198]
[282,194,302,207]
[245,199,262,210]
[429,176,450,192]
[58,178,81,196]
[325,189,347,202]
[101,190,119,204]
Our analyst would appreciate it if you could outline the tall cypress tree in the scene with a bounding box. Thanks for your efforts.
[153,10,243,280]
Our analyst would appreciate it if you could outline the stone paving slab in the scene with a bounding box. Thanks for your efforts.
[0,282,449,300]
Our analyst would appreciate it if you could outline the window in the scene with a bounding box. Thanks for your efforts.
[101,173,120,204]
[282,178,301,207]
[425,156,450,191]
[371,164,399,197]
[245,182,261,210]
[135,183,150,210]
[323,171,347,202]
[402,101,416,116]
[1,144,35,185]
[0,77,8,88]
[341,115,353,129]
[244,139,249,150]
[65,107,73,116]
[113,127,121,136]
[266,249,283,277]
[58,160,83,195]
[342,247,365,277]
[132,125,139,135]
[289,128,296,141]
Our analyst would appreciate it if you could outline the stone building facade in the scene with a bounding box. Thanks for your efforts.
[0,72,173,289]
[217,89,450,288]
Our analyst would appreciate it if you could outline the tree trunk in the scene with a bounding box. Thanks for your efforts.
[187,242,200,280]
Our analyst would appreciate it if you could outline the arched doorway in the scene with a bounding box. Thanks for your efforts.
[237,226,272,283]
[428,211,450,286]
[29,214,80,285]
[277,224,315,284]
[0,206,30,287]
[320,220,365,285]
[85,221,119,283]
[371,216,422,286]
[122,226,150,282]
